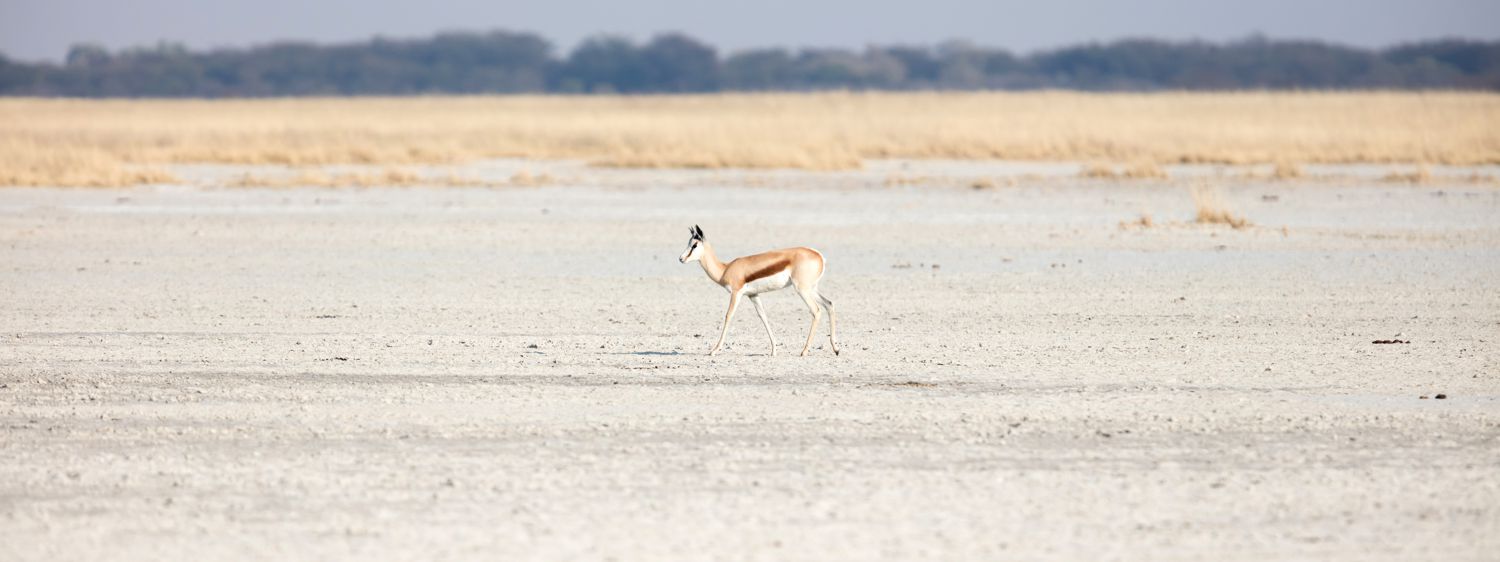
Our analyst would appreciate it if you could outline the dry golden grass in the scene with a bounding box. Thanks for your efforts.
[884,173,1026,189]
[1190,185,1251,229]
[224,167,554,188]
[2,92,1497,186]
[0,139,178,187]
[1080,162,1170,180]
[1079,164,1117,179]
[1381,165,1434,184]
[1271,161,1304,180]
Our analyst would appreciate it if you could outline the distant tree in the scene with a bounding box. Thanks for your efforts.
[883,46,940,84]
[65,43,112,67]
[1,32,1497,96]
[639,33,719,92]
[397,31,551,93]
[723,49,796,90]
[1032,40,1179,90]
[1384,39,1500,88]
[108,42,206,96]
[559,36,645,93]
[1385,39,1496,74]
[779,49,905,90]
[858,49,909,89]
[0,54,42,93]
[934,41,990,89]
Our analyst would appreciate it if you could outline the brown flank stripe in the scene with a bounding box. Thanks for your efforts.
[744,258,792,284]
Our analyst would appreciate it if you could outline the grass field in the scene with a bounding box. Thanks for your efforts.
[2,92,1498,186]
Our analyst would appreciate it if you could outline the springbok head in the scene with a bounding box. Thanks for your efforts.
[679,225,706,263]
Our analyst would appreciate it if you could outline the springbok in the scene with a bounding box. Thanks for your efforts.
[679,225,839,357]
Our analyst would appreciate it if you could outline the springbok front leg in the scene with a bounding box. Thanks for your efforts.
[748,294,777,356]
[796,289,822,357]
[709,290,742,356]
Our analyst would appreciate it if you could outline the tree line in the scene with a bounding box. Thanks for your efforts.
[1,30,1496,96]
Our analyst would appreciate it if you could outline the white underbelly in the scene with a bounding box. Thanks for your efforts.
[741,270,793,295]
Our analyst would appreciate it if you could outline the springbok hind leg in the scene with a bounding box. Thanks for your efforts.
[748,294,776,356]
[816,291,839,355]
[796,289,822,357]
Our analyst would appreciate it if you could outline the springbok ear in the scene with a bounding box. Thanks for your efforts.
[693,225,704,239]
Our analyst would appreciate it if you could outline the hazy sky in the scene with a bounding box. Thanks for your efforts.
[3,0,1497,62]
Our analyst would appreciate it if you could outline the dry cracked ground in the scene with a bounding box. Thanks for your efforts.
[2,163,1498,560]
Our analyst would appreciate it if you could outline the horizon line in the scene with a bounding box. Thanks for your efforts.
[4,28,1496,65]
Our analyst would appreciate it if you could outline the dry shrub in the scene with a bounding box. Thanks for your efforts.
[1271,161,1303,180]
[508,169,555,186]
[1080,164,1119,179]
[1460,173,1500,184]
[884,173,935,186]
[1381,165,1433,184]
[225,167,507,188]
[1190,185,1250,229]
[1080,162,1168,180]
[1119,213,1155,229]
[594,142,861,170]
[884,174,1013,189]
[2,92,1497,186]
[1123,162,1169,179]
